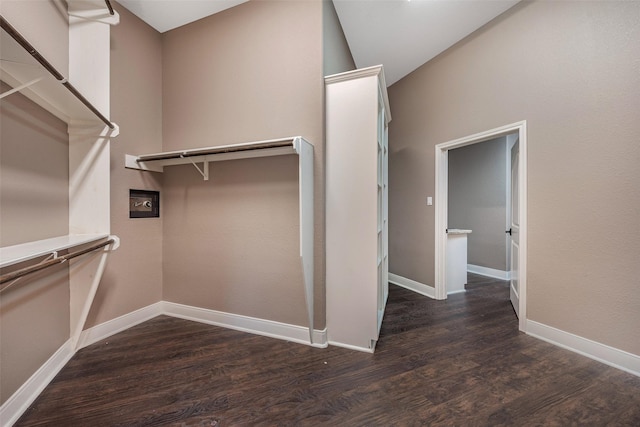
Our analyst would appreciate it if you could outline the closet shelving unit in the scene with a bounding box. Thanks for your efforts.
[125,136,316,341]
[0,5,119,349]
[325,65,391,352]
[0,15,118,129]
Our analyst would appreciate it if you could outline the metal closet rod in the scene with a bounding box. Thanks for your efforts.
[0,15,115,129]
[105,0,115,15]
[0,238,115,289]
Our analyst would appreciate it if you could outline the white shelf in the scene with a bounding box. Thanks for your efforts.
[0,234,109,268]
[0,17,115,129]
[125,137,305,173]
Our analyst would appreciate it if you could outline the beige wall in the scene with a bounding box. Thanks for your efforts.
[0,262,69,405]
[323,0,355,76]
[0,84,70,404]
[0,0,69,76]
[163,157,307,325]
[161,1,325,327]
[0,82,69,246]
[388,0,640,355]
[85,3,164,328]
[0,0,344,404]
[448,137,507,271]
[0,8,70,395]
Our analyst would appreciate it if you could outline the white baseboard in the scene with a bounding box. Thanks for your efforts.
[467,264,511,281]
[527,320,640,377]
[162,301,328,348]
[77,302,164,350]
[0,340,75,427]
[77,300,328,350]
[327,340,375,354]
[389,273,436,299]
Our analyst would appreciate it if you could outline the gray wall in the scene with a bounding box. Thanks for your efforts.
[388,0,640,355]
[448,137,507,271]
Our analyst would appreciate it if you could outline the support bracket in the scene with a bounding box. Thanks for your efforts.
[0,76,44,99]
[186,156,209,181]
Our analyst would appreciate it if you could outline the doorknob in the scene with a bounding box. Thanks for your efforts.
[506,228,512,235]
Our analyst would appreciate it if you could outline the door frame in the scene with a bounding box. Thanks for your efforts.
[434,120,528,332]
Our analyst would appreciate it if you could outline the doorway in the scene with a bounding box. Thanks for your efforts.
[434,121,528,332]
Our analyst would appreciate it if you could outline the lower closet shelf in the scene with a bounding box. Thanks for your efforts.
[0,234,110,269]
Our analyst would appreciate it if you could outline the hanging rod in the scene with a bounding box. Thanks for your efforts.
[105,0,115,16]
[137,139,296,163]
[0,238,115,289]
[0,15,115,129]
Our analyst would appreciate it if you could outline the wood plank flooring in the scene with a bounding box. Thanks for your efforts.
[16,275,640,426]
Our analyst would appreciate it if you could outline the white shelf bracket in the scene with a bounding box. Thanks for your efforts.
[67,2,120,26]
[185,156,209,181]
[0,76,44,99]
[0,252,57,294]
[71,235,120,351]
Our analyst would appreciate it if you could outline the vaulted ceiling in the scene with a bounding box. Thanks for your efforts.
[118,0,521,86]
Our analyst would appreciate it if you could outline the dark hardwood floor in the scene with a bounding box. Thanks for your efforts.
[16,274,640,426]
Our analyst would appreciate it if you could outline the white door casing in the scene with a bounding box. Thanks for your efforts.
[509,140,520,317]
[435,121,527,331]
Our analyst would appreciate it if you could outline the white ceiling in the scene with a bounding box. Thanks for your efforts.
[117,0,249,33]
[117,0,521,86]
[333,0,520,85]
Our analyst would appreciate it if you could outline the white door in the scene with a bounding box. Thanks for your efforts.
[508,140,520,316]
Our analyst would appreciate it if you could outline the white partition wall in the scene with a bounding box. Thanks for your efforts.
[325,65,391,352]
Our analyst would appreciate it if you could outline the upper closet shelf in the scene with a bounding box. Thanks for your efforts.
[126,136,309,177]
[0,15,118,132]
[0,234,110,269]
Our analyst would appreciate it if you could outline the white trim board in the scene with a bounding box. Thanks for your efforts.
[467,264,511,281]
[389,273,436,299]
[327,340,375,354]
[77,302,164,350]
[162,302,328,348]
[0,340,75,427]
[527,320,640,377]
[77,301,328,350]
[78,301,327,351]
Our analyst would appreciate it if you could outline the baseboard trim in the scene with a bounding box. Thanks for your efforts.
[0,340,75,427]
[389,273,436,299]
[77,301,328,350]
[162,301,328,348]
[527,320,640,377]
[77,302,164,350]
[327,340,375,354]
[467,264,510,281]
